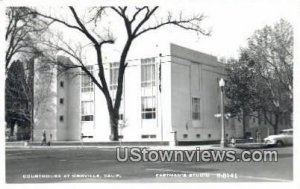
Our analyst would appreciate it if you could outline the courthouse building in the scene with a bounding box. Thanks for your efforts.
[33,43,245,143]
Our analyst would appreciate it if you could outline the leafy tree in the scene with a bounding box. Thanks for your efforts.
[225,19,293,135]
[225,51,259,137]
[248,19,293,134]
[5,60,32,139]
[32,6,210,141]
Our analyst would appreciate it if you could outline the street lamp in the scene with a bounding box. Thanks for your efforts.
[219,78,226,148]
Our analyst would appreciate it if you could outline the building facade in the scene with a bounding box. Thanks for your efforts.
[34,43,247,142]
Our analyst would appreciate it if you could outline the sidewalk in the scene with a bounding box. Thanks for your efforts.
[5,141,242,152]
[149,145,243,152]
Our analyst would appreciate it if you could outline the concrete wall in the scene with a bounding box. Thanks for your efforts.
[93,54,172,142]
[56,69,66,141]
[170,44,243,142]
[66,70,81,140]
[34,44,245,142]
[56,57,81,141]
[34,44,291,142]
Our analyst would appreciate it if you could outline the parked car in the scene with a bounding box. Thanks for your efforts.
[264,129,293,147]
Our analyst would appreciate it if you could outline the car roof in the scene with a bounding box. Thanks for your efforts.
[280,129,293,132]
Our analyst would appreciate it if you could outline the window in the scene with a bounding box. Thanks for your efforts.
[60,81,64,87]
[141,57,156,88]
[208,134,211,138]
[196,134,200,138]
[81,115,93,121]
[119,114,124,120]
[141,96,156,119]
[141,135,149,139]
[59,98,64,104]
[141,135,156,139]
[82,135,94,139]
[183,134,188,138]
[141,58,156,121]
[81,101,94,121]
[150,135,156,139]
[110,62,119,90]
[59,115,64,122]
[192,97,200,120]
[81,65,94,92]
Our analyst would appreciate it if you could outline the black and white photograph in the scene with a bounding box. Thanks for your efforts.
[2,0,299,187]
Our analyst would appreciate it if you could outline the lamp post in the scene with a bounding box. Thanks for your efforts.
[219,78,226,148]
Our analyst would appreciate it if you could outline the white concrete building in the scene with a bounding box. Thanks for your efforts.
[34,43,244,143]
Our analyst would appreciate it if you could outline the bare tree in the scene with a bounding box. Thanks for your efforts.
[5,7,50,71]
[32,6,210,141]
[5,7,59,141]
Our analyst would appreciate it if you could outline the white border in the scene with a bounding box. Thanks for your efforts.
[1,1,299,189]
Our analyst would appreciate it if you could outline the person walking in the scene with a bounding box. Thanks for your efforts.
[41,130,47,146]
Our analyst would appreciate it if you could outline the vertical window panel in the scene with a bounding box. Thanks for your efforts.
[141,58,156,88]
[141,57,157,121]
[81,65,94,92]
[192,97,201,120]
[81,101,94,121]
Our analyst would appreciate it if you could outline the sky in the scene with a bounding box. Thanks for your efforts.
[131,0,297,60]
[0,1,299,187]
[32,0,297,65]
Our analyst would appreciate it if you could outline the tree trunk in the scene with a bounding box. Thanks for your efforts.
[10,121,15,137]
[9,121,15,136]
[242,116,246,138]
[109,111,119,141]
[273,114,279,134]
[242,111,249,139]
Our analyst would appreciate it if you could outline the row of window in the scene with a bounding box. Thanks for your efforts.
[80,135,157,139]
[68,58,201,122]
[80,58,157,93]
[141,135,157,139]
[79,134,234,140]
[183,133,211,139]
[59,82,64,122]
[58,86,95,122]
[78,97,200,122]
[183,133,230,139]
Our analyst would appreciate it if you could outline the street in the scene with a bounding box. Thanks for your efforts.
[6,146,293,183]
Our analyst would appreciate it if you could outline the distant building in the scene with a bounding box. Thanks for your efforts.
[33,43,290,143]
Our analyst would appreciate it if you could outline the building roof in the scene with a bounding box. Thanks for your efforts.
[170,43,225,68]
